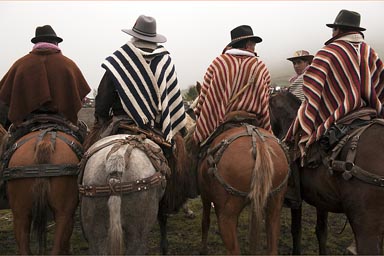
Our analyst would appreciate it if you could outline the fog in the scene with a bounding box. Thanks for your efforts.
[0,1,383,96]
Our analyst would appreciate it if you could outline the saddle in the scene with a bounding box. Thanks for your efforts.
[303,108,384,187]
[199,110,263,157]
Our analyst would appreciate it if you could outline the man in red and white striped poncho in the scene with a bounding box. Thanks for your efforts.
[193,25,271,145]
[285,9,384,160]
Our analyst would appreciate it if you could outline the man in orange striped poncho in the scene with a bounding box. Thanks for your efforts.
[193,25,271,145]
[285,9,384,161]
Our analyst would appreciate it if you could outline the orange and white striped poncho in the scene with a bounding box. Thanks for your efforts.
[193,49,271,144]
[285,32,384,158]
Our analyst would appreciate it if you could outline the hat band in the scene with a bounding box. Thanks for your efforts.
[230,35,255,43]
[132,27,156,37]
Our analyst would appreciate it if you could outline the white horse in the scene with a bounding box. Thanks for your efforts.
[80,134,167,255]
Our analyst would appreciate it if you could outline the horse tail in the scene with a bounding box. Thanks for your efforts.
[31,179,49,254]
[30,134,54,254]
[162,133,193,213]
[106,152,125,255]
[248,136,275,248]
[34,139,54,164]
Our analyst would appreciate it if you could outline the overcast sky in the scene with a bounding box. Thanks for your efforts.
[0,1,383,97]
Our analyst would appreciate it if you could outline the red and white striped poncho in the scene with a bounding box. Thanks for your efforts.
[193,50,271,144]
[285,32,384,157]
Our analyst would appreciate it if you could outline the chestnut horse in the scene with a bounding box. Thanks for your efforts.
[187,123,289,254]
[3,124,83,254]
[270,91,384,254]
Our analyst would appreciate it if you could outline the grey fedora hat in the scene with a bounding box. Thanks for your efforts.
[122,15,166,43]
[326,9,366,31]
[31,25,63,44]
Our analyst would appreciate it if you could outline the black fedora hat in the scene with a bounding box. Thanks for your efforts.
[326,9,366,31]
[31,25,63,44]
[122,15,166,43]
[227,25,262,47]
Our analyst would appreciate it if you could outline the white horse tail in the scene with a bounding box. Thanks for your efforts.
[106,152,125,255]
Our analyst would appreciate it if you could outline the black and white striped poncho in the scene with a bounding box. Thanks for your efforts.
[102,42,186,142]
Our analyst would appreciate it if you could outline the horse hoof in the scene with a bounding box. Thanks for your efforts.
[184,210,196,219]
[345,245,357,255]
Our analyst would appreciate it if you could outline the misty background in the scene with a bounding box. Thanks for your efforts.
[0,1,383,97]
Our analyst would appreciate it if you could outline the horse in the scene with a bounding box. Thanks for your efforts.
[187,119,290,254]
[269,91,304,254]
[79,123,197,255]
[2,117,84,254]
[269,91,384,254]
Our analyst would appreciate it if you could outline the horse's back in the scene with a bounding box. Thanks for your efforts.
[9,130,80,166]
[82,134,159,184]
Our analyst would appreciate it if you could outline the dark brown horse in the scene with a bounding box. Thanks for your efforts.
[270,91,384,254]
[269,91,304,254]
[4,124,83,254]
[187,123,289,254]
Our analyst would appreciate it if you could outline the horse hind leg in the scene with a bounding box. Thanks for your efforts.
[291,206,303,255]
[7,179,35,254]
[48,177,78,254]
[200,193,211,255]
[315,208,328,255]
[216,198,243,255]
[263,190,285,255]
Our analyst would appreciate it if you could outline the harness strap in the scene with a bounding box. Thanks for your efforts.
[206,124,289,197]
[328,119,384,187]
[78,171,166,197]
[2,164,78,181]
[56,134,83,160]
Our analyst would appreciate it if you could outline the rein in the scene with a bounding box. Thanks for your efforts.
[78,134,169,197]
[206,124,290,197]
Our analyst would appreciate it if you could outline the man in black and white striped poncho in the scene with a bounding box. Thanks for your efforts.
[286,50,313,102]
[94,15,187,143]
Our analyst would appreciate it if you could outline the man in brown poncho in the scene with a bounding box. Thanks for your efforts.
[0,25,90,128]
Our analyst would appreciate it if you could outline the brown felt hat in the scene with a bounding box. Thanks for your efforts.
[326,9,366,31]
[122,15,166,43]
[31,25,63,44]
[227,25,262,47]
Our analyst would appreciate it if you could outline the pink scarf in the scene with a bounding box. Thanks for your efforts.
[33,42,61,51]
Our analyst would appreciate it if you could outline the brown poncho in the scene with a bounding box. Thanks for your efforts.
[0,48,90,125]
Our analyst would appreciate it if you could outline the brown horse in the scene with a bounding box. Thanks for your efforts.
[269,91,304,254]
[4,125,83,254]
[270,91,384,254]
[187,123,289,254]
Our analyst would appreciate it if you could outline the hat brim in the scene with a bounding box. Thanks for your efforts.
[326,23,366,31]
[287,55,314,62]
[122,29,167,43]
[31,35,63,44]
[227,35,262,47]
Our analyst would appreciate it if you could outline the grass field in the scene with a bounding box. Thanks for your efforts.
[0,199,354,255]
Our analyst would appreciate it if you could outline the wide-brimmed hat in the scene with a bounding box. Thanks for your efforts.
[227,25,262,47]
[287,50,314,62]
[326,9,366,31]
[31,25,63,44]
[122,15,166,43]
